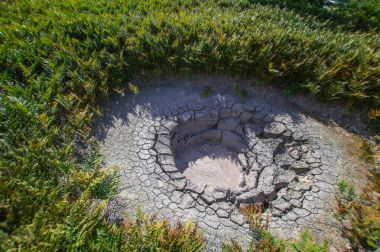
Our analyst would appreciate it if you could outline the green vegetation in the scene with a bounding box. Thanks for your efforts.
[223,229,328,252]
[0,0,379,250]
[235,0,380,32]
[282,88,291,97]
[128,82,140,95]
[335,140,380,250]
[1,0,379,109]
[234,84,250,99]
[222,205,328,251]
[360,138,377,163]
[201,86,212,98]
[1,204,203,251]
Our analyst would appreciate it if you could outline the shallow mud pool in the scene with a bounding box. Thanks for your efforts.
[94,78,361,250]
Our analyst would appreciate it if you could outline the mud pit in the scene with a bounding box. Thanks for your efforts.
[95,78,353,250]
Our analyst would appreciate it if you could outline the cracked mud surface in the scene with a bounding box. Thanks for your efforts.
[94,78,357,250]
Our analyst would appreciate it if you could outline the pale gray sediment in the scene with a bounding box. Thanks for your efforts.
[94,79,348,250]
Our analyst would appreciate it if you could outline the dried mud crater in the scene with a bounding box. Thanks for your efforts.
[161,103,319,206]
[95,80,349,250]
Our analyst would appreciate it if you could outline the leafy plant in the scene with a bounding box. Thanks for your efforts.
[360,138,376,164]
[0,0,379,250]
[123,210,203,251]
[282,88,291,97]
[201,86,212,98]
[222,204,326,251]
[290,229,328,252]
[335,166,380,249]
[229,0,380,32]
[234,84,249,99]
[128,83,140,95]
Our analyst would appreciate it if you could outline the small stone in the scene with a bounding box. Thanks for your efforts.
[137,150,151,160]
[186,182,204,194]
[162,120,177,131]
[263,114,275,123]
[305,157,321,164]
[236,189,266,204]
[286,211,298,221]
[289,182,312,191]
[200,193,216,205]
[216,208,230,218]
[290,161,310,173]
[292,131,309,141]
[271,197,291,212]
[263,122,286,136]
[170,191,183,204]
[273,169,296,189]
[289,149,302,160]
[238,174,246,187]
[230,211,246,226]
[178,194,196,209]
[257,165,276,193]
[211,188,229,201]
[293,208,310,217]
[161,164,178,173]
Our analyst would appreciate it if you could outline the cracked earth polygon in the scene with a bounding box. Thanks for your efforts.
[95,82,342,248]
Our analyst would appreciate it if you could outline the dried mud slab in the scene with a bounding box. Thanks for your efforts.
[94,78,360,250]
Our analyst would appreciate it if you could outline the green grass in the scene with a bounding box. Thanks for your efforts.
[0,0,379,250]
[335,140,380,250]
[1,0,379,108]
[225,0,380,32]
[234,84,249,99]
[224,205,328,251]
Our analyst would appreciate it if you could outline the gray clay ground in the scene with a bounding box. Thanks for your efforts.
[94,77,360,251]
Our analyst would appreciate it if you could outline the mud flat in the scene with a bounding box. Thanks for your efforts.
[94,77,369,251]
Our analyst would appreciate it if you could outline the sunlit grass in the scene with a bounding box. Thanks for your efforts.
[0,0,379,250]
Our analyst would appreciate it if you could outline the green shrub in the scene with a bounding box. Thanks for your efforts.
[222,0,380,32]
[0,0,379,250]
[290,230,329,252]
[234,84,249,99]
[336,162,380,250]
[1,0,379,110]
[122,210,203,251]
[359,138,376,164]
[222,205,327,251]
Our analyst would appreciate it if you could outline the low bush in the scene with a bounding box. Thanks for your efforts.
[335,140,380,250]
[222,205,328,251]
[221,0,380,32]
[0,0,379,250]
